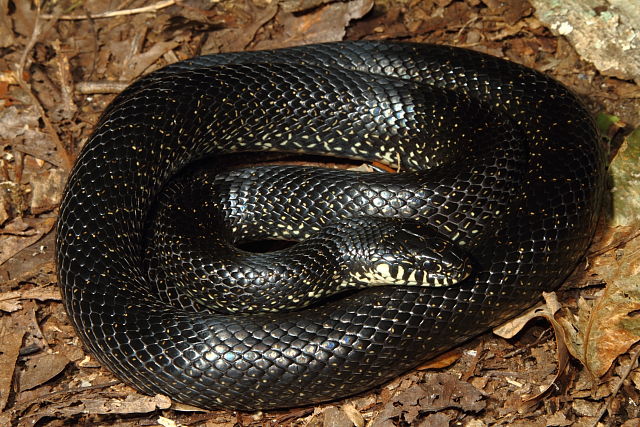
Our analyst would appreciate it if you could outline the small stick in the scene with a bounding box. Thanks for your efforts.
[75,81,130,94]
[40,0,177,20]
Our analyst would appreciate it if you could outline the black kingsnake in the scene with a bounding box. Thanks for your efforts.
[56,41,605,410]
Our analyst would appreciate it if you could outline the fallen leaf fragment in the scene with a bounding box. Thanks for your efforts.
[492,292,570,402]
[29,168,67,214]
[492,294,560,339]
[0,217,55,265]
[323,405,354,427]
[0,319,25,411]
[560,231,640,378]
[123,41,181,82]
[371,373,485,426]
[609,126,640,226]
[157,415,180,427]
[0,105,63,168]
[0,0,14,48]
[74,393,172,415]
[564,277,640,378]
[254,0,374,49]
[0,291,22,312]
[341,402,365,427]
[0,285,61,313]
[8,392,174,425]
[17,352,70,391]
[0,300,40,411]
[202,1,278,54]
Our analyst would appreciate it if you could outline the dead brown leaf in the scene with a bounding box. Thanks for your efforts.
[0,180,23,226]
[559,231,640,378]
[492,292,571,402]
[254,0,374,49]
[17,352,70,391]
[0,0,14,48]
[0,106,62,168]
[202,0,279,54]
[321,405,356,427]
[371,373,485,426]
[0,317,25,410]
[70,393,173,415]
[481,0,533,25]
[5,392,173,425]
[9,0,36,39]
[22,284,60,301]
[0,300,41,411]
[0,291,22,312]
[347,4,405,40]
[122,40,182,82]
[49,40,78,123]
[0,217,55,265]
[0,284,60,313]
[29,167,66,214]
[341,402,365,427]
[493,298,558,341]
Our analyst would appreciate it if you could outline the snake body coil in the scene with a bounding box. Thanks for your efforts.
[56,42,605,410]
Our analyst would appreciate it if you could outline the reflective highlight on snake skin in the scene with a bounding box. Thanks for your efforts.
[56,42,605,410]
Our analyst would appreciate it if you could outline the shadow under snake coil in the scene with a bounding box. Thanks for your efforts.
[56,41,606,410]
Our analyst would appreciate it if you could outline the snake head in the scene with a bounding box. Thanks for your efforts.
[348,220,473,288]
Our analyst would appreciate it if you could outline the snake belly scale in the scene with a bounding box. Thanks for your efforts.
[56,41,605,410]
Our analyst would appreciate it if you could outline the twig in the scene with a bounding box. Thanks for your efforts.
[15,7,74,170]
[40,0,176,20]
[454,16,481,44]
[75,81,129,94]
[590,344,640,427]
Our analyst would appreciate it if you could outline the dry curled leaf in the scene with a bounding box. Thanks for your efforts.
[492,292,570,402]
[560,230,640,378]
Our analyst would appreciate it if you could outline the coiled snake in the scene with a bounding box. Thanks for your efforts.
[56,41,605,410]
